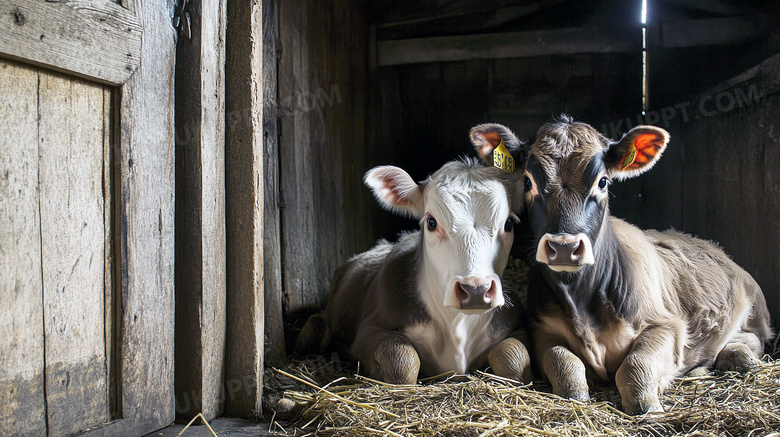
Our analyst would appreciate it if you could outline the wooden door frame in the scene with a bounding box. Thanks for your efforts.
[1,0,177,435]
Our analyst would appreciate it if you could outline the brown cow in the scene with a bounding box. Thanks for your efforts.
[296,124,532,384]
[506,115,772,414]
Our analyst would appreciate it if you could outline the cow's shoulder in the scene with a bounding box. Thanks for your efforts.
[364,231,431,328]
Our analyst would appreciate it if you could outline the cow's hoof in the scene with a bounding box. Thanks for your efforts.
[561,388,591,401]
[545,346,590,401]
[488,337,532,383]
[715,344,758,373]
[374,338,420,384]
[622,396,664,415]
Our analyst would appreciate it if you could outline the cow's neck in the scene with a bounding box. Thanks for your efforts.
[414,261,496,374]
[541,216,635,322]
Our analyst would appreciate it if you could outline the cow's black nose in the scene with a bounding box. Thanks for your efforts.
[546,240,584,264]
[457,282,494,310]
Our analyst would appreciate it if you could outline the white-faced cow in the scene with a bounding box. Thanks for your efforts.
[507,115,772,414]
[296,124,532,384]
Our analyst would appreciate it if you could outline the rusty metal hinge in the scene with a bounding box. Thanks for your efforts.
[173,0,192,40]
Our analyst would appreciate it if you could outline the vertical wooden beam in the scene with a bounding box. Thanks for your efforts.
[38,71,109,437]
[174,0,227,421]
[260,0,287,369]
[278,0,318,316]
[224,0,266,417]
[113,0,177,431]
[0,58,47,437]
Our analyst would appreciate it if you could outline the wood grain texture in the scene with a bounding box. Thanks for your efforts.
[657,54,780,329]
[261,0,286,370]
[376,2,566,40]
[0,0,142,85]
[373,0,553,26]
[276,0,372,322]
[198,0,227,421]
[278,0,316,316]
[173,0,227,421]
[90,0,177,433]
[0,0,176,435]
[224,0,265,418]
[0,58,47,437]
[38,70,110,436]
[377,27,639,66]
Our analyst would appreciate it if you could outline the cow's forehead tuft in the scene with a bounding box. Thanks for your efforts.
[425,161,511,221]
[530,119,608,182]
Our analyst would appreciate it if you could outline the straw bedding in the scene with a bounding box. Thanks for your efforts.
[268,258,780,437]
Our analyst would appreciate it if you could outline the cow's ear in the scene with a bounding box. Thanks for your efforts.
[364,166,424,219]
[606,126,669,180]
[469,123,526,172]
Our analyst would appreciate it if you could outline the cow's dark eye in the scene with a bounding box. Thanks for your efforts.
[524,176,533,192]
[504,218,514,233]
[426,217,437,231]
[598,177,609,190]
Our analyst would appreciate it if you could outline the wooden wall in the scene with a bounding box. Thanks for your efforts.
[629,54,780,328]
[174,0,227,421]
[264,0,373,364]
[0,0,178,433]
[0,59,112,437]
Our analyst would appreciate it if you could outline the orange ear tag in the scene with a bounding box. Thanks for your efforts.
[492,139,515,174]
[619,143,637,170]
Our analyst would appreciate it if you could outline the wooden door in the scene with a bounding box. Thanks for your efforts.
[0,1,175,436]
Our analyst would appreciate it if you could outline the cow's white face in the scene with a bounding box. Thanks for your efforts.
[365,160,518,313]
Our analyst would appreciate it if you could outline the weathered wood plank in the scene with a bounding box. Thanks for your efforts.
[661,54,780,329]
[276,0,372,324]
[376,2,565,41]
[374,0,555,27]
[0,58,47,437]
[224,0,265,417]
[109,0,176,432]
[0,0,142,85]
[38,69,109,437]
[761,93,780,330]
[377,27,639,66]
[173,0,227,421]
[261,0,286,370]
[278,0,319,315]
[660,17,771,48]
[197,0,226,421]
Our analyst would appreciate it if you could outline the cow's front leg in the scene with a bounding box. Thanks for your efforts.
[353,327,420,384]
[714,331,762,373]
[488,333,532,383]
[615,323,682,415]
[537,334,590,400]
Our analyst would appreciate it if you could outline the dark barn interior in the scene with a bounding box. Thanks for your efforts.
[263,0,780,371]
[4,1,780,435]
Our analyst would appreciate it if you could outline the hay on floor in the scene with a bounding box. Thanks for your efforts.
[265,357,780,437]
[266,257,780,436]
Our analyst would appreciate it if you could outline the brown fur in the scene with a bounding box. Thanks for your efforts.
[524,116,773,414]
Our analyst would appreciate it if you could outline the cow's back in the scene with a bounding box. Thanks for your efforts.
[645,229,773,367]
[326,231,427,356]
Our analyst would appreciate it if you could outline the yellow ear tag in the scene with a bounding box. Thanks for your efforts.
[492,139,515,174]
[619,143,637,170]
